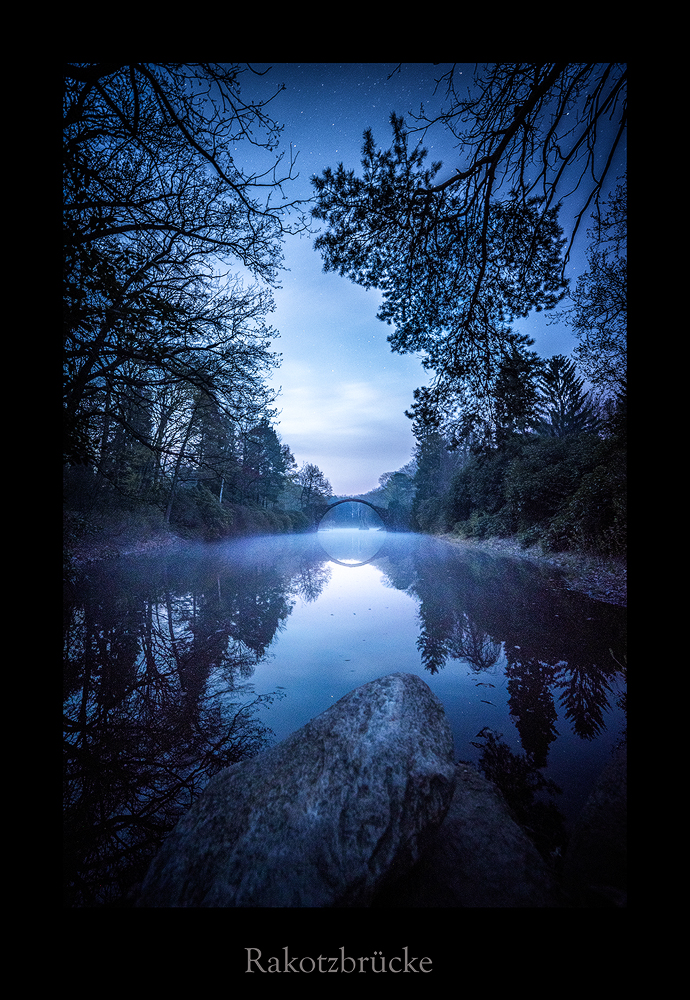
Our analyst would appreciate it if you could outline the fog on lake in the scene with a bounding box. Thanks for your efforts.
[63,528,626,907]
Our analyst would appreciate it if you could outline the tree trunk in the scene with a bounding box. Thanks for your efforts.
[165,401,200,526]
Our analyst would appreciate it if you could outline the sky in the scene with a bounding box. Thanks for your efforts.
[232,63,621,497]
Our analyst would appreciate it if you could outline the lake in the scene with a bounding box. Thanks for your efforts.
[63,528,626,907]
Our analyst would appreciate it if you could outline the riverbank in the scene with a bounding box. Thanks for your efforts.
[67,529,184,566]
[435,533,627,608]
[64,503,309,569]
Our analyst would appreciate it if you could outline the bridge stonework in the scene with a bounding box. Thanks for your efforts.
[312,498,391,530]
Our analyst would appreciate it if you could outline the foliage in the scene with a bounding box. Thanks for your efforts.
[312,63,626,427]
[64,64,306,467]
[297,462,333,520]
[446,443,518,537]
[411,430,466,533]
[312,118,567,422]
[242,421,290,507]
[168,483,234,540]
[545,443,626,556]
[533,355,599,438]
[436,394,625,556]
[372,464,417,529]
[556,177,627,395]
[502,434,602,533]
[63,63,323,548]
[493,344,544,444]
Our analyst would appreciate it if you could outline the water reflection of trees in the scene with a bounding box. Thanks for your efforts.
[416,609,503,675]
[470,727,567,862]
[505,652,559,769]
[64,534,626,903]
[373,534,626,856]
[555,661,615,740]
[373,536,626,750]
[63,538,331,907]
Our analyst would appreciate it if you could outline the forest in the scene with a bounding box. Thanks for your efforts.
[64,64,626,563]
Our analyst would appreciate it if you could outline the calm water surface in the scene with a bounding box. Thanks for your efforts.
[63,529,626,906]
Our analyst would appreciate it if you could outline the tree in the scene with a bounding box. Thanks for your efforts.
[242,421,288,507]
[64,63,308,467]
[559,177,627,396]
[493,345,544,444]
[533,355,599,438]
[64,63,306,278]
[298,463,333,519]
[371,463,417,530]
[401,64,626,271]
[311,63,626,425]
[405,332,543,452]
[411,430,464,532]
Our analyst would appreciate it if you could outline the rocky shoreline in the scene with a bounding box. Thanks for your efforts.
[436,533,627,608]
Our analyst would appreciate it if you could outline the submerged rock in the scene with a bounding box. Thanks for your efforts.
[372,762,565,907]
[136,672,456,907]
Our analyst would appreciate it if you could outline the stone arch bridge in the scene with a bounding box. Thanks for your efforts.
[311,497,391,530]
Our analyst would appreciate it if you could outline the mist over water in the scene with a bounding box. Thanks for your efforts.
[64,529,626,906]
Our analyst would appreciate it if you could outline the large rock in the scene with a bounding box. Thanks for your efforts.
[373,763,565,907]
[137,672,456,907]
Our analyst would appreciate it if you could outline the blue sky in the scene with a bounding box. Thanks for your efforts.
[234,64,611,496]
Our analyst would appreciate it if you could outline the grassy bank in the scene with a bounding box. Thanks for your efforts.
[64,499,311,569]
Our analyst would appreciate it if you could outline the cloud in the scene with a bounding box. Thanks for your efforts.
[273,374,420,495]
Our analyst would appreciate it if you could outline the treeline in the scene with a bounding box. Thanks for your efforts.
[361,354,625,557]
[411,364,625,556]
[63,64,332,551]
[64,410,339,547]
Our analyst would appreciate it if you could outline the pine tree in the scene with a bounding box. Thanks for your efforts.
[243,421,288,507]
[493,346,543,444]
[534,355,599,438]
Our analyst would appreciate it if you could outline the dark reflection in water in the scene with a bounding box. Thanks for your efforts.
[63,531,626,906]
[63,537,329,906]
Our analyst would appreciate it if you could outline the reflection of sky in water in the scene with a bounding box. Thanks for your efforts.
[65,528,626,905]
[243,530,626,830]
[316,526,386,564]
[252,553,526,767]
[252,557,423,741]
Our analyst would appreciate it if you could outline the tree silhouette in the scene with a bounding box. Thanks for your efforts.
[298,462,333,520]
[312,63,626,428]
[64,63,306,467]
[534,355,599,438]
[560,178,627,396]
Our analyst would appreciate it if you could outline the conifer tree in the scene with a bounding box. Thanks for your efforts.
[534,355,598,438]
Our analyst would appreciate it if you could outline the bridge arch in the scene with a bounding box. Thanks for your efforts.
[315,497,389,529]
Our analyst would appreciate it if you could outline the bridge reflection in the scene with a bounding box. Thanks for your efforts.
[316,527,388,566]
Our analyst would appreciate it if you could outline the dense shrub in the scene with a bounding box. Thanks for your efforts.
[64,466,169,547]
[445,443,519,537]
[413,494,448,533]
[169,484,233,540]
[443,424,625,557]
[546,450,626,555]
[503,433,601,532]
